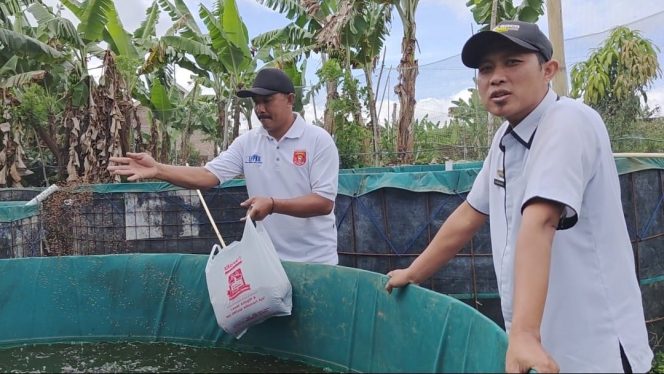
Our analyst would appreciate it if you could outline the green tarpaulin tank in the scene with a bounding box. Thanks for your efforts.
[0,254,507,373]
[0,155,662,350]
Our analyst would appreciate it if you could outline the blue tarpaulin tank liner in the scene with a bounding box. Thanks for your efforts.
[0,254,508,373]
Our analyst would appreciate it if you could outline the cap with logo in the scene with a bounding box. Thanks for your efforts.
[461,20,553,68]
[236,68,295,98]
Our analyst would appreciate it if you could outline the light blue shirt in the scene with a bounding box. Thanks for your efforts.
[467,89,652,372]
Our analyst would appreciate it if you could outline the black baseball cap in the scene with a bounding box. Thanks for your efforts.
[461,20,553,68]
[236,68,295,98]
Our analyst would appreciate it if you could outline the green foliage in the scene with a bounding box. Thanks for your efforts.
[410,114,490,164]
[571,27,661,105]
[466,0,544,30]
[611,117,664,153]
[28,3,84,48]
[60,0,137,57]
[0,27,64,61]
[377,114,485,165]
[133,0,160,41]
[150,79,173,123]
[570,26,662,150]
[445,87,490,159]
[114,55,142,94]
[335,118,370,169]
[13,83,58,128]
[157,0,203,42]
[318,59,370,168]
[199,0,252,75]
[316,58,343,82]
[653,351,664,374]
[412,115,445,163]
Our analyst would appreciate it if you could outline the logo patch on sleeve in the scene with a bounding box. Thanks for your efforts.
[293,150,307,166]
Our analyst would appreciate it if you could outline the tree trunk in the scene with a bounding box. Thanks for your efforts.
[160,125,170,163]
[323,79,338,134]
[395,23,418,164]
[148,117,159,159]
[232,98,241,140]
[132,105,145,153]
[181,118,192,165]
[217,98,227,150]
[546,0,568,96]
[181,89,197,165]
[33,116,67,180]
[43,113,66,180]
[364,66,380,166]
[491,0,498,29]
[344,69,364,127]
[487,0,499,148]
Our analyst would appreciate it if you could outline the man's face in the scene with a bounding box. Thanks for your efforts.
[252,93,294,135]
[476,45,556,125]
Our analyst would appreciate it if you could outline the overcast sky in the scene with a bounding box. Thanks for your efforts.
[43,0,664,123]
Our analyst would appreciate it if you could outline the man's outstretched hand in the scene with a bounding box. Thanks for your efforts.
[108,152,159,181]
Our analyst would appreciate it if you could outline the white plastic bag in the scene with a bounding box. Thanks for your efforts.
[205,216,292,338]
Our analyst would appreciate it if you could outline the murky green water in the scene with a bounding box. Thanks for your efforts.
[0,341,333,373]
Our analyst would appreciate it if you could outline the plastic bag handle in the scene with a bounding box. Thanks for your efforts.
[208,243,222,262]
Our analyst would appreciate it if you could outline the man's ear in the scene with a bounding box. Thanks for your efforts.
[544,59,560,82]
[287,93,296,106]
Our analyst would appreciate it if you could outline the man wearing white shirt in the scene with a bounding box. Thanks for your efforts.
[385,21,652,373]
[109,68,340,265]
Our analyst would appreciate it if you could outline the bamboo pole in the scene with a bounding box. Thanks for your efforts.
[186,163,226,248]
[196,189,226,248]
[546,0,569,96]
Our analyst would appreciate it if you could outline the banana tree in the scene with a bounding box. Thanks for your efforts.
[60,0,138,59]
[253,0,345,133]
[448,86,489,160]
[0,1,79,183]
[341,2,391,165]
[0,90,33,187]
[254,0,390,148]
[466,0,544,30]
[153,0,255,151]
[375,0,418,164]
[199,0,254,149]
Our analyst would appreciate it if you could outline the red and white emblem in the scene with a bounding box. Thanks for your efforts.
[226,268,251,300]
[293,150,307,166]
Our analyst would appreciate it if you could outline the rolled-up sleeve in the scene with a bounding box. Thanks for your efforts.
[204,136,245,185]
[467,156,491,215]
[521,102,598,221]
[309,135,339,202]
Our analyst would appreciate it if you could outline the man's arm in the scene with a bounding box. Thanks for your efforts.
[242,193,334,221]
[108,153,220,189]
[385,201,487,292]
[506,198,562,373]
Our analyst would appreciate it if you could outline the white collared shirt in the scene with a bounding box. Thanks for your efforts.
[205,113,339,265]
[467,89,653,372]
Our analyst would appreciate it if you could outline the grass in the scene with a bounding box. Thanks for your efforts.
[653,351,664,373]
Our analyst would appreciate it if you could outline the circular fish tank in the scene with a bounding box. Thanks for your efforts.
[0,254,507,372]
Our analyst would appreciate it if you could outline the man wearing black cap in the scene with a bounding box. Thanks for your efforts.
[109,68,340,265]
[385,21,652,373]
